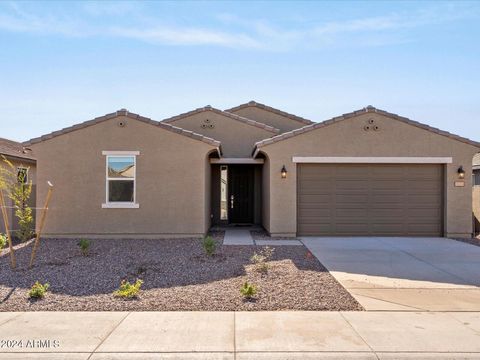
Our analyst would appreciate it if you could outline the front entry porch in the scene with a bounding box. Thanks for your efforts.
[210,162,263,226]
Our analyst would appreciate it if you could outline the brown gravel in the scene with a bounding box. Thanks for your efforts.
[0,232,362,311]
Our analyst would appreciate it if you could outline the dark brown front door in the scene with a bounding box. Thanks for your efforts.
[228,165,254,224]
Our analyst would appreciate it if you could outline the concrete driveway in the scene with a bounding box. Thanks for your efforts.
[301,237,480,311]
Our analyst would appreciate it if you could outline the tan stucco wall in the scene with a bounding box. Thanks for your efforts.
[165,110,275,157]
[228,107,309,133]
[260,112,479,238]
[261,156,270,232]
[30,116,215,238]
[0,158,36,235]
[474,179,480,234]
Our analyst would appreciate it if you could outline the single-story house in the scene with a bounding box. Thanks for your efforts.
[473,153,480,235]
[0,137,36,234]
[24,102,480,239]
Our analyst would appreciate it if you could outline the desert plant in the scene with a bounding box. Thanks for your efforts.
[114,279,143,299]
[78,238,91,256]
[203,235,216,256]
[250,246,275,273]
[0,157,34,242]
[0,233,6,249]
[240,281,257,299]
[29,281,49,299]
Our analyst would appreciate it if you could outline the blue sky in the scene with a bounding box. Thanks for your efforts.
[0,0,479,143]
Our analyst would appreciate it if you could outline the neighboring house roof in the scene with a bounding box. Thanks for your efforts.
[473,153,480,170]
[225,101,314,126]
[24,109,222,152]
[0,137,36,162]
[253,106,480,155]
[161,105,280,134]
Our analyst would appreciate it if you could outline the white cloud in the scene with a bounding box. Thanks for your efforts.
[0,2,478,51]
[109,26,261,48]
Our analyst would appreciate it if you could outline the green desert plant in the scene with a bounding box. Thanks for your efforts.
[250,246,275,273]
[203,235,216,256]
[240,281,257,299]
[29,281,50,299]
[78,238,91,256]
[0,157,34,242]
[0,233,7,250]
[114,279,143,299]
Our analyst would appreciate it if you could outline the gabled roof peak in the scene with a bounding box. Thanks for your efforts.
[253,106,480,153]
[225,101,314,125]
[24,110,222,150]
[162,106,280,134]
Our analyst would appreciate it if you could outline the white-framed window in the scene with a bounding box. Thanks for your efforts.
[102,151,139,208]
[17,167,28,184]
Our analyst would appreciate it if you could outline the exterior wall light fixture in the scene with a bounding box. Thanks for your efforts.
[457,166,465,179]
[281,165,287,179]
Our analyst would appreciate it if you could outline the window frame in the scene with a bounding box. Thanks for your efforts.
[102,151,140,209]
[473,170,480,187]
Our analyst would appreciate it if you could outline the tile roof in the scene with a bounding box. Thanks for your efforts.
[24,109,222,150]
[0,137,36,161]
[161,105,280,134]
[225,101,314,125]
[253,106,480,154]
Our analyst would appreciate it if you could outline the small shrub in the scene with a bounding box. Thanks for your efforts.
[0,233,7,249]
[203,235,216,256]
[114,279,143,299]
[29,281,49,299]
[78,239,91,256]
[240,281,257,299]
[250,246,275,273]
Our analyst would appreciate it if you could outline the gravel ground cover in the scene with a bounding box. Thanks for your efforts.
[0,232,362,311]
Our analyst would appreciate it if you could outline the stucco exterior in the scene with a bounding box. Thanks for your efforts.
[21,104,480,239]
[28,114,217,238]
[163,109,278,157]
[227,103,312,133]
[257,111,479,238]
[474,185,480,234]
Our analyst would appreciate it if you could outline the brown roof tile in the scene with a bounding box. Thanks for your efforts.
[0,137,36,161]
[225,100,314,125]
[24,110,222,151]
[162,106,280,134]
[254,106,480,153]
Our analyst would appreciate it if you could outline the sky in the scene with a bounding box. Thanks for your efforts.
[0,0,479,143]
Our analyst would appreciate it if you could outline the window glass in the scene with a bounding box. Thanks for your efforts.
[474,172,480,186]
[220,166,228,220]
[108,156,135,178]
[108,180,134,202]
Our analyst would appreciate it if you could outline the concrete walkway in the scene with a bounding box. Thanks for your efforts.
[302,237,480,311]
[223,228,302,246]
[0,311,480,359]
[223,228,254,245]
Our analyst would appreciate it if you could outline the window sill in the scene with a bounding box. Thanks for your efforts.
[102,203,140,209]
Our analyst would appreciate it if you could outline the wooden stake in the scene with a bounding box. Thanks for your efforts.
[29,181,53,269]
[0,189,16,269]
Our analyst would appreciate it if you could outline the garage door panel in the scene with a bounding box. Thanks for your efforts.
[335,223,370,234]
[297,164,443,236]
[298,208,331,217]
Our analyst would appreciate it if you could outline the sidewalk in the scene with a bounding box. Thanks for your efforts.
[0,311,479,359]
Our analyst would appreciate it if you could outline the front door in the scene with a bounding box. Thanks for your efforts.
[228,165,254,224]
